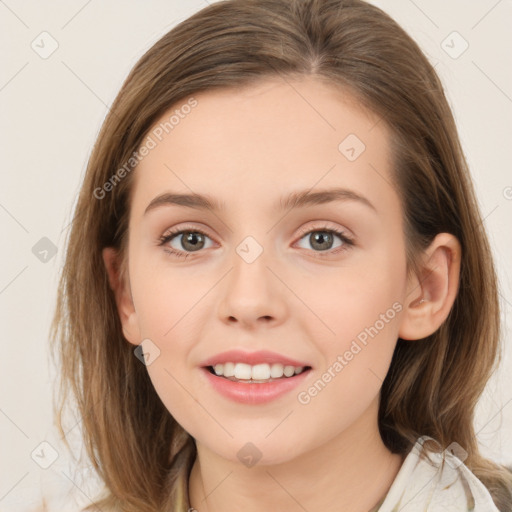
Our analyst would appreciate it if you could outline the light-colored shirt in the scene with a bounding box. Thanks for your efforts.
[372,436,499,511]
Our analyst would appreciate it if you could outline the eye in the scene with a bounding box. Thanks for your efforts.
[158,223,354,259]
[295,225,354,255]
[158,226,215,258]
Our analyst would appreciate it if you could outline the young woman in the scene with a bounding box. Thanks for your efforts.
[50,0,512,510]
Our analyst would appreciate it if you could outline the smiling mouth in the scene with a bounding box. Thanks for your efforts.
[206,362,312,383]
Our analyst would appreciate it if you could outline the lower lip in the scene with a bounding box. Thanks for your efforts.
[201,367,311,405]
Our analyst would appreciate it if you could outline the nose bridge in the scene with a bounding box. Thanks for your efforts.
[229,234,272,303]
[235,234,266,267]
[217,233,287,326]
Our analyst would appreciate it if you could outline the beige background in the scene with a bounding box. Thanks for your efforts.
[1,0,511,509]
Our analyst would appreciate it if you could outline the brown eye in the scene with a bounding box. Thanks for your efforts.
[308,231,335,251]
[177,231,206,252]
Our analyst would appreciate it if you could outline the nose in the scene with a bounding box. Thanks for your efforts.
[217,245,288,330]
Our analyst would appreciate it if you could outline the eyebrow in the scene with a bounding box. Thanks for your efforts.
[144,187,377,215]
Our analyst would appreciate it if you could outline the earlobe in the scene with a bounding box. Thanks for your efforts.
[102,247,141,346]
[398,233,461,341]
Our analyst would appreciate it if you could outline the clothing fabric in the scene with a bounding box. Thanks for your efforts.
[373,436,499,511]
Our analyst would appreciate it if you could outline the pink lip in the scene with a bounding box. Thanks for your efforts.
[200,367,311,405]
[199,349,311,368]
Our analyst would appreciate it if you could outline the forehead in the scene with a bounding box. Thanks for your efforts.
[130,77,396,217]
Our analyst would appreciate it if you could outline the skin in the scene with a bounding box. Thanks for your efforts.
[104,76,461,512]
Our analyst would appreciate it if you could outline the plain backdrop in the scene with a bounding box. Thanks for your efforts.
[1,0,511,509]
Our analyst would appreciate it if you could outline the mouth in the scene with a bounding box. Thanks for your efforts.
[205,362,312,383]
[199,349,313,404]
[201,362,312,406]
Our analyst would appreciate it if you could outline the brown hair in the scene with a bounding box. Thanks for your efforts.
[50,0,512,510]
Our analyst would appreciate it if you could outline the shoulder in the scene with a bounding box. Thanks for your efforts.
[377,436,500,512]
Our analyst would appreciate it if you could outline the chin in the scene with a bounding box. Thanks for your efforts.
[197,429,313,468]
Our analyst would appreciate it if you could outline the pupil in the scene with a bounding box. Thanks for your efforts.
[311,232,332,250]
[183,232,204,251]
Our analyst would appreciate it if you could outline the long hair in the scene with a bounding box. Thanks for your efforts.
[50,0,512,510]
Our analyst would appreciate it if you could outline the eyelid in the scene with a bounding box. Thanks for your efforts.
[294,221,353,241]
[159,221,351,242]
[160,223,217,241]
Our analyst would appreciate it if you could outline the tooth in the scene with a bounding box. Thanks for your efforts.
[283,365,295,377]
[234,363,252,380]
[212,361,306,380]
[270,363,284,378]
[251,363,270,380]
[223,362,235,377]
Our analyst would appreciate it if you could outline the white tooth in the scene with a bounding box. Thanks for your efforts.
[283,365,295,377]
[270,363,284,378]
[234,363,252,380]
[223,362,235,377]
[251,363,271,380]
[215,361,304,379]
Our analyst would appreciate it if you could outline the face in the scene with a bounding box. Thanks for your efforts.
[118,77,410,465]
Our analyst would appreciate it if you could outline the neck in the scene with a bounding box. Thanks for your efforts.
[188,397,404,512]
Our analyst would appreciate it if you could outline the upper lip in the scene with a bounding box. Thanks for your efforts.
[200,350,311,368]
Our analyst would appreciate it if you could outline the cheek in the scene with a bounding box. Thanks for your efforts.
[292,270,404,446]
[129,247,213,338]
[144,358,216,446]
[301,243,406,393]
[300,244,406,349]
[128,252,222,436]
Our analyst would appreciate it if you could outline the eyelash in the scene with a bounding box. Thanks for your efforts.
[158,225,211,260]
[158,223,354,260]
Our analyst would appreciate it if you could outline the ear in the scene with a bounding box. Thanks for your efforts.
[398,233,461,340]
[102,247,141,345]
